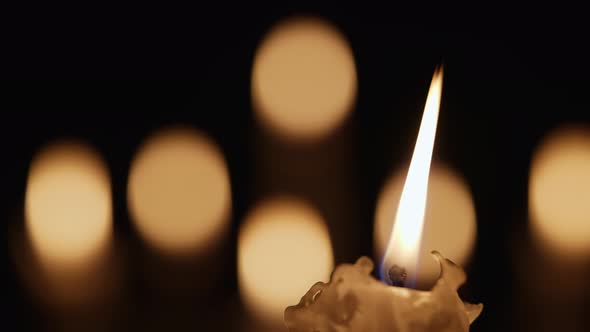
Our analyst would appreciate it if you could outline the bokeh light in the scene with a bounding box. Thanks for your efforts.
[251,16,357,142]
[374,163,477,287]
[529,126,590,258]
[127,127,231,256]
[238,197,333,325]
[26,141,112,268]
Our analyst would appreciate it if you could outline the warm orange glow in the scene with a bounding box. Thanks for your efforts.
[375,163,476,286]
[25,141,112,268]
[127,127,231,256]
[252,16,357,142]
[530,126,590,258]
[238,197,333,325]
[381,67,443,285]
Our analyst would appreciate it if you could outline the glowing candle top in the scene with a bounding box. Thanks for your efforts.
[285,66,482,332]
[381,67,443,287]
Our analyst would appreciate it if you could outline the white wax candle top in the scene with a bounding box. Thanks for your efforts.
[285,251,482,331]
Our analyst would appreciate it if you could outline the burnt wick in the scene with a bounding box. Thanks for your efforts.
[388,265,407,287]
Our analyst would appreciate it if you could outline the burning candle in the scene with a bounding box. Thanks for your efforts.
[17,140,118,325]
[285,67,482,331]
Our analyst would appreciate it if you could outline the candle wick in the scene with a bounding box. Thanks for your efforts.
[388,265,408,287]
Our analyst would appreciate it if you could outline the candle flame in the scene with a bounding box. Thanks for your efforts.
[380,66,443,286]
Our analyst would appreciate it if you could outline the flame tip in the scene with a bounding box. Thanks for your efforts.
[434,65,444,80]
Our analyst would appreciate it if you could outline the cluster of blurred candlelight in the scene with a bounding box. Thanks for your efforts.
[12,15,590,331]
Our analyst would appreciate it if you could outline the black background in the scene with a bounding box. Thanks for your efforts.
[3,3,590,331]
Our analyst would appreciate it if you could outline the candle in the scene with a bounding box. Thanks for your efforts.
[529,126,590,259]
[285,252,481,331]
[128,127,231,257]
[127,127,233,327]
[251,16,357,142]
[513,125,590,330]
[238,197,334,327]
[12,140,121,332]
[285,67,482,331]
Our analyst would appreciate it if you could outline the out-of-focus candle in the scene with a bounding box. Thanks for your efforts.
[529,126,590,259]
[26,141,112,267]
[126,127,232,330]
[238,197,333,327]
[24,140,114,306]
[286,67,482,331]
[515,125,590,331]
[128,127,231,257]
[252,16,357,142]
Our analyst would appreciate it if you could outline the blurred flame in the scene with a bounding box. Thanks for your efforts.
[26,141,112,268]
[380,67,443,286]
[375,163,476,287]
[252,16,357,142]
[530,126,590,258]
[127,127,231,256]
[238,197,333,325]
[24,141,114,307]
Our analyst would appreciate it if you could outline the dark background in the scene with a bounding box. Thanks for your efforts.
[3,3,590,331]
